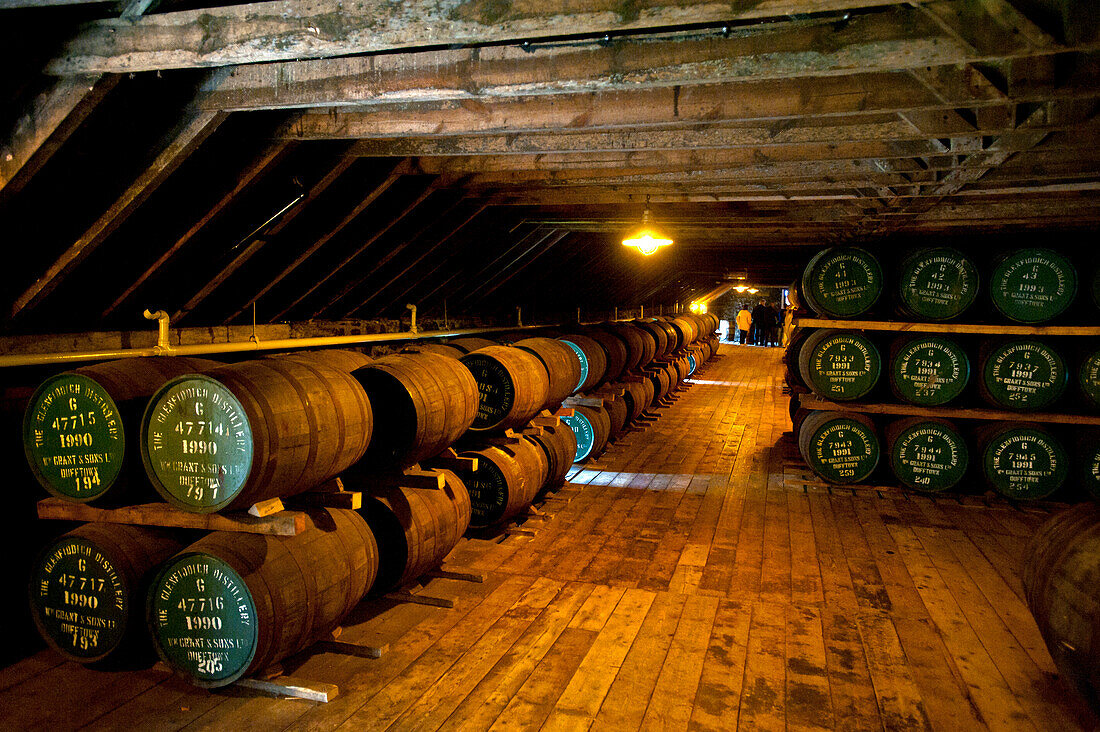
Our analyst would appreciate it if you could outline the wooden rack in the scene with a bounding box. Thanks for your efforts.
[797,393,1100,426]
[794,317,1100,336]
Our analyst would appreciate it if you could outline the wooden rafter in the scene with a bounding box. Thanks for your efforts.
[46,0,912,75]
[172,155,356,323]
[9,110,225,322]
[102,139,292,319]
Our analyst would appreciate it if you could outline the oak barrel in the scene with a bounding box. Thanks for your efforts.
[1077,430,1100,501]
[1022,503,1100,713]
[352,352,479,467]
[447,337,499,354]
[602,391,629,439]
[584,329,628,382]
[402,343,465,359]
[274,349,371,372]
[978,422,1068,500]
[1079,347,1100,409]
[606,323,655,371]
[147,507,378,687]
[562,404,611,462]
[513,337,583,410]
[621,380,652,422]
[889,335,970,406]
[24,356,221,503]
[885,417,969,492]
[990,248,1077,323]
[355,470,471,593]
[30,523,185,664]
[798,410,879,484]
[557,334,607,393]
[461,440,549,528]
[896,247,979,321]
[979,339,1067,411]
[526,423,578,487]
[141,359,372,512]
[801,246,883,318]
[462,345,550,432]
[634,320,671,359]
[797,329,881,401]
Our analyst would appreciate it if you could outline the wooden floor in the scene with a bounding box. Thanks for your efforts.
[2,345,1096,731]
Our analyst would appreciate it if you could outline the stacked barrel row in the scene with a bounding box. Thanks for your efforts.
[795,409,1099,500]
[799,245,1099,323]
[787,329,1100,412]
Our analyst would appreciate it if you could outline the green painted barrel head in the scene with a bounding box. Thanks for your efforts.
[23,374,126,501]
[461,354,517,430]
[1079,348,1100,409]
[558,340,589,391]
[990,248,1077,322]
[465,455,509,526]
[982,426,1068,500]
[891,336,969,406]
[805,332,881,401]
[140,376,253,513]
[982,340,1066,410]
[1081,441,1100,501]
[801,246,883,318]
[889,421,968,492]
[561,412,596,462]
[898,247,979,320]
[688,354,698,375]
[805,416,879,484]
[148,553,257,688]
[29,537,128,661]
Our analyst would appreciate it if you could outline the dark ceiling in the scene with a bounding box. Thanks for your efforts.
[1,0,1099,334]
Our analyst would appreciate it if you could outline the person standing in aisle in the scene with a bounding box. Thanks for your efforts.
[736,305,752,345]
[751,299,774,346]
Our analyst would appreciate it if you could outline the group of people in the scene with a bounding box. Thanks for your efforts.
[734,299,782,347]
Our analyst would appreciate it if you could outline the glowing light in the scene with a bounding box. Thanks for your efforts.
[689,301,707,314]
[748,288,759,294]
[733,285,748,292]
[622,197,673,255]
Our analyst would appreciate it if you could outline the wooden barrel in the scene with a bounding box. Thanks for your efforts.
[1079,347,1100,409]
[978,422,1068,499]
[462,346,550,432]
[602,391,629,439]
[673,354,692,384]
[889,335,970,406]
[885,417,969,492]
[784,328,813,391]
[797,329,881,401]
[562,405,611,462]
[355,471,470,593]
[990,248,1077,323]
[584,329,628,382]
[401,343,465,359]
[979,339,1067,411]
[606,323,653,371]
[647,364,675,404]
[1022,502,1100,713]
[446,337,499,354]
[461,440,548,528]
[896,247,979,321]
[557,334,607,393]
[29,523,185,664]
[147,508,377,688]
[23,356,221,504]
[670,317,699,349]
[1077,430,1100,501]
[141,359,372,513]
[798,410,879,484]
[634,320,671,359]
[274,349,371,372]
[801,246,884,318]
[353,352,479,468]
[621,381,651,422]
[526,423,578,487]
[513,337,582,410]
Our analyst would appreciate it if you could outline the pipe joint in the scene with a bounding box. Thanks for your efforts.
[406,303,418,335]
[144,309,172,353]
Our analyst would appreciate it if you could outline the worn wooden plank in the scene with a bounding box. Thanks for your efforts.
[36,498,307,535]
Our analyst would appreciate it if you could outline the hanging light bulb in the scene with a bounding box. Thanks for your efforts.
[622,196,673,255]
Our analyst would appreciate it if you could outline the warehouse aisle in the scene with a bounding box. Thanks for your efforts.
[1,345,1095,731]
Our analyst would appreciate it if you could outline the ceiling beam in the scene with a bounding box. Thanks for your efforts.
[45,0,911,75]
[8,110,225,322]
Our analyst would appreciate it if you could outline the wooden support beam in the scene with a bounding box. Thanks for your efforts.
[9,110,225,322]
[172,154,356,323]
[193,7,988,112]
[269,179,439,321]
[46,0,912,75]
[0,75,117,201]
[102,139,291,319]
[227,158,412,323]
